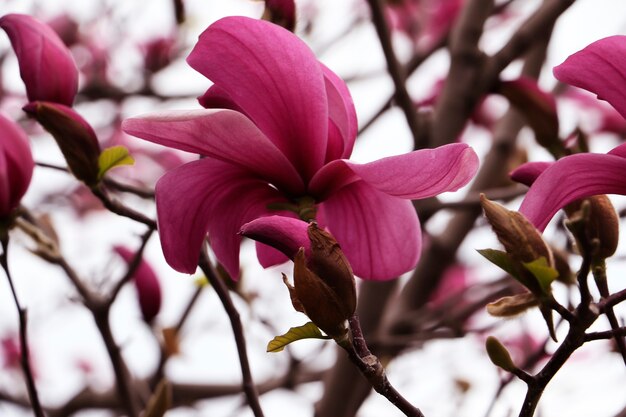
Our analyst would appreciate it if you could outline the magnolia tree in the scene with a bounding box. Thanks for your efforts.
[0,0,625,416]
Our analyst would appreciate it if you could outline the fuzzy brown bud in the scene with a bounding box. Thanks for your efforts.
[564,195,619,260]
[287,223,356,338]
[486,292,538,317]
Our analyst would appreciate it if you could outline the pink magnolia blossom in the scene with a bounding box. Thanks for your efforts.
[0,14,78,106]
[114,246,162,323]
[0,113,34,218]
[516,36,626,231]
[123,16,478,281]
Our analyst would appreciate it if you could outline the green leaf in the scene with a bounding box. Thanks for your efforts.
[267,322,331,353]
[97,145,134,180]
[143,379,171,417]
[523,257,559,293]
[477,249,518,278]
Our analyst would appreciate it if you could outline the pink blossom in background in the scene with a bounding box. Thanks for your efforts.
[516,36,626,230]
[114,246,162,324]
[0,14,78,106]
[561,88,626,136]
[1,333,37,377]
[0,113,34,218]
[123,16,478,281]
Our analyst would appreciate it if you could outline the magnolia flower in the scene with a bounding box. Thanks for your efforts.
[123,16,478,280]
[517,35,626,231]
[0,13,78,106]
[0,113,34,218]
[114,246,162,323]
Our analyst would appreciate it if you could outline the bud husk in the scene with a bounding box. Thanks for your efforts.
[286,224,357,338]
[564,195,618,260]
[485,336,516,372]
[486,292,539,317]
[23,101,101,186]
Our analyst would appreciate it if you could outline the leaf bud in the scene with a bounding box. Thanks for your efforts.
[485,336,516,372]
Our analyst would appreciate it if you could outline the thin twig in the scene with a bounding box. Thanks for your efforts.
[198,251,265,417]
[109,227,156,303]
[592,260,626,365]
[0,237,45,417]
[91,185,157,228]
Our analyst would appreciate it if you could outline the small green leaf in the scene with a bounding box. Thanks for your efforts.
[477,249,518,278]
[523,257,559,293]
[143,379,171,417]
[97,145,134,180]
[267,322,331,353]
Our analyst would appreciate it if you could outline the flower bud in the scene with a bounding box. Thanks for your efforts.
[114,246,162,324]
[0,13,78,106]
[286,223,356,338]
[23,102,101,186]
[564,195,619,260]
[486,292,538,317]
[0,113,34,219]
[481,195,553,266]
[485,336,516,372]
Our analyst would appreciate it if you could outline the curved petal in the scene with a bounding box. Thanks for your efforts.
[156,158,286,277]
[518,152,626,231]
[240,216,310,260]
[320,181,421,280]
[0,14,78,105]
[255,242,290,268]
[187,16,328,181]
[0,113,33,216]
[310,143,478,200]
[510,161,552,187]
[553,35,626,118]
[197,84,245,114]
[321,64,357,161]
[123,109,304,194]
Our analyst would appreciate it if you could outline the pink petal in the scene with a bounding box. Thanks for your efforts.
[321,64,357,161]
[0,113,33,216]
[114,246,162,323]
[0,14,78,106]
[255,242,290,268]
[156,158,285,277]
[197,84,245,114]
[239,216,311,260]
[510,161,552,187]
[310,143,478,200]
[187,16,328,181]
[123,109,304,195]
[518,151,626,231]
[320,181,421,280]
[553,35,626,119]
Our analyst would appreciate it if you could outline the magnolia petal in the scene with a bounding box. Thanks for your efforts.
[197,84,245,114]
[0,14,78,105]
[123,109,304,194]
[510,161,552,187]
[240,216,310,260]
[255,242,290,268]
[553,35,626,119]
[156,158,285,277]
[519,152,626,231]
[187,16,328,181]
[321,64,357,161]
[0,113,33,216]
[320,180,421,280]
[310,143,478,200]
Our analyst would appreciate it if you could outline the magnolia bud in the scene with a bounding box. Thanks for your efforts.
[564,195,619,260]
[23,102,101,186]
[286,223,356,338]
[485,336,516,372]
[486,292,538,317]
[0,113,33,219]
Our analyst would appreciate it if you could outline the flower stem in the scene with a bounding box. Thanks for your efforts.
[0,237,45,417]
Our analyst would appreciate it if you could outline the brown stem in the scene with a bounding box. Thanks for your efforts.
[198,252,265,417]
[364,0,424,148]
[91,185,157,228]
[0,237,45,417]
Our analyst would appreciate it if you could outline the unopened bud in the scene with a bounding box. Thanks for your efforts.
[481,195,552,265]
[287,223,357,338]
[485,336,516,372]
[23,102,101,186]
[486,292,538,317]
[564,195,619,260]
